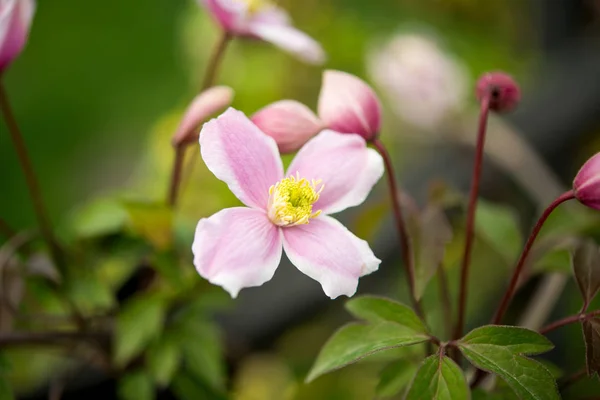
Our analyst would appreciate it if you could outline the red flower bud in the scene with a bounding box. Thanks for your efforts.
[574,152,600,210]
[476,72,521,113]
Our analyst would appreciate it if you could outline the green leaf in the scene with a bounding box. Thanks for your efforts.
[0,376,14,400]
[147,335,181,387]
[405,354,469,400]
[114,293,167,367]
[572,239,600,309]
[376,359,419,398]
[66,197,128,239]
[460,325,554,355]
[118,371,154,400]
[458,326,558,400]
[123,201,173,250]
[529,235,578,274]
[472,388,518,400]
[345,296,428,334]
[475,201,521,261]
[582,318,600,377]
[306,322,429,382]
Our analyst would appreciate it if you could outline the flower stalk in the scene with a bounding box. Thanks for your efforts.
[539,309,600,335]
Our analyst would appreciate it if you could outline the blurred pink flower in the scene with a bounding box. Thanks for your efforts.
[251,100,323,153]
[318,70,382,141]
[172,86,234,146]
[574,152,600,210]
[193,108,383,298]
[368,33,468,131]
[200,0,325,64]
[0,0,35,72]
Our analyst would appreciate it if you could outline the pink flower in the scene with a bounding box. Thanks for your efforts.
[200,0,325,64]
[0,0,35,72]
[193,108,383,298]
[574,152,600,210]
[251,100,323,153]
[318,70,382,141]
[172,86,234,147]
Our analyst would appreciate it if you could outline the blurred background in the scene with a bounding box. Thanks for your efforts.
[2,0,600,398]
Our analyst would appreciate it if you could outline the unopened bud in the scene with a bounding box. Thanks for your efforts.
[476,72,520,113]
[574,152,600,210]
[0,0,36,73]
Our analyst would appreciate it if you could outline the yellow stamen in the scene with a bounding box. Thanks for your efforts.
[244,0,270,13]
[267,172,324,227]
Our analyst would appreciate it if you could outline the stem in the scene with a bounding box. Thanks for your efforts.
[0,82,64,271]
[0,331,108,348]
[371,138,424,319]
[492,190,575,325]
[437,265,453,340]
[454,94,490,341]
[167,31,232,208]
[0,217,14,239]
[559,368,587,392]
[539,310,600,335]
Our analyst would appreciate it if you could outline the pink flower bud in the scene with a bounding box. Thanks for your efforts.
[476,72,521,113]
[0,0,35,73]
[318,70,382,141]
[172,86,234,147]
[574,152,600,210]
[251,100,323,153]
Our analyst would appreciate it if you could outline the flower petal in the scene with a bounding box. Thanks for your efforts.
[251,100,323,153]
[0,0,35,71]
[286,130,384,214]
[318,70,382,140]
[200,108,284,209]
[282,216,380,299]
[173,86,234,146]
[574,152,600,210]
[248,20,325,64]
[201,0,248,34]
[192,207,283,298]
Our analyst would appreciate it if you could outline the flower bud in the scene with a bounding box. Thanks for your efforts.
[476,72,521,113]
[318,70,382,141]
[574,152,600,210]
[0,0,36,73]
[172,86,234,147]
[251,100,323,153]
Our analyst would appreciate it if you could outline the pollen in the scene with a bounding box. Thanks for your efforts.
[267,173,324,227]
[245,0,271,13]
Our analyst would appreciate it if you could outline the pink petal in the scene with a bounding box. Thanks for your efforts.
[286,130,384,214]
[251,100,323,153]
[574,152,600,210]
[0,0,35,71]
[192,207,283,298]
[172,86,234,147]
[318,70,382,140]
[282,216,380,299]
[201,0,249,34]
[200,108,284,209]
[248,21,325,65]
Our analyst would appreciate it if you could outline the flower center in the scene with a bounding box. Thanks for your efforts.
[267,173,324,227]
[243,0,270,13]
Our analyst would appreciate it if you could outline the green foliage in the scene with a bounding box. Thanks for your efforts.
[118,371,155,400]
[306,322,429,382]
[458,326,558,400]
[147,335,181,387]
[582,318,600,377]
[345,296,429,333]
[123,201,174,250]
[572,239,600,310]
[405,354,469,400]
[475,201,522,262]
[376,359,419,398]
[114,293,167,367]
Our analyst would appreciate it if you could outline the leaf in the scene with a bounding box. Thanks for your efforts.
[572,239,600,309]
[460,326,554,355]
[0,376,14,400]
[306,322,429,382]
[472,388,518,400]
[123,201,173,250]
[147,335,181,387]
[114,293,167,367]
[582,318,600,377]
[118,371,154,400]
[66,197,128,239]
[475,201,521,261]
[458,326,558,400]
[413,206,453,299]
[405,354,470,400]
[376,359,419,398]
[345,296,428,334]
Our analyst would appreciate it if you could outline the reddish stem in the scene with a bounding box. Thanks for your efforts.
[454,94,491,341]
[539,310,600,335]
[371,138,424,319]
[492,190,575,325]
[167,146,185,207]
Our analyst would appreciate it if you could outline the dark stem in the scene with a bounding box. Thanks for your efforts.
[492,190,575,325]
[371,138,424,319]
[167,31,232,208]
[539,310,600,335]
[437,265,453,340]
[454,94,490,341]
[0,82,64,271]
